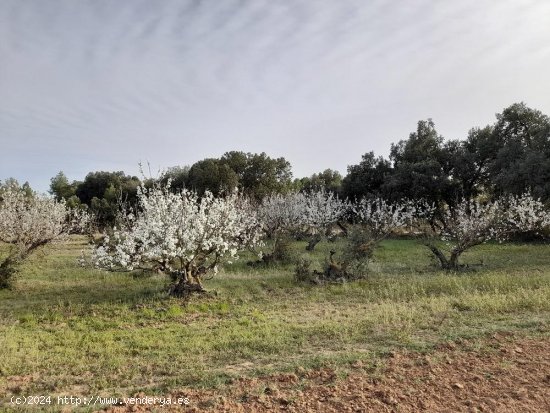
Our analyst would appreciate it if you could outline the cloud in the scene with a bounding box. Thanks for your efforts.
[1,0,549,190]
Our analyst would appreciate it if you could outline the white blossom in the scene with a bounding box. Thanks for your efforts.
[351,197,426,240]
[91,184,263,292]
[258,190,348,237]
[257,192,307,237]
[0,182,88,286]
[301,190,349,230]
[426,193,549,269]
[0,183,88,251]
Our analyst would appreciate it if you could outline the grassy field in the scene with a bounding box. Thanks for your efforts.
[1,236,549,411]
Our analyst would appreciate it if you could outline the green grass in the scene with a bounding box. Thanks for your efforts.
[1,236,549,411]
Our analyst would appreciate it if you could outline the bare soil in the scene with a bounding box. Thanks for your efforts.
[102,333,550,412]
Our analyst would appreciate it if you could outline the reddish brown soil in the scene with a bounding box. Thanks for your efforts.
[103,334,550,412]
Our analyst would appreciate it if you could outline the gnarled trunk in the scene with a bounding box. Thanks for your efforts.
[425,244,463,271]
[168,269,206,298]
[305,234,322,251]
[336,220,349,236]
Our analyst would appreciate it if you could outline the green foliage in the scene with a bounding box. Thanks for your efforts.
[159,151,294,201]
[342,103,550,205]
[49,171,78,201]
[385,119,456,205]
[342,152,392,200]
[297,169,343,195]
[76,171,140,205]
[251,237,294,267]
[159,165,190,191]
[488,103,550,199]
[187,158,239,196]
[340,225,377,275]
[0,237,549,398]
[222,151,293,200]
[294,256,314,283]
[73,171,140,228]
[0,255,17,289]
[444,126,495,201]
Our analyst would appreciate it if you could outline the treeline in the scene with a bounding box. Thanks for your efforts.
[342,102,550,207]
[48,102,550,227]
[49,152,297,227]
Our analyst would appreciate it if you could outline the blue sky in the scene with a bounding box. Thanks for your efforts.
[1,0,550,191]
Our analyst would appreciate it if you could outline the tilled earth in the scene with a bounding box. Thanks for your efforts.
[100,334,548,412]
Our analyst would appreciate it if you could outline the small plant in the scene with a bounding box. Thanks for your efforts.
[322,250,351,281]
[254,193,304,265]
[343,225,377,263]
[336,198,428,276]
[249,236,293,267]
[294,256,314,283]
[269,236,293,262]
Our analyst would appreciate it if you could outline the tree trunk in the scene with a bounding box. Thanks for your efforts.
[448,248,462,270]
[426,244,448,269]
[168,270,206,298]
[425,244,462,271]
[169,280,206,298]
[336,221,349,236]
[306,235,322,251]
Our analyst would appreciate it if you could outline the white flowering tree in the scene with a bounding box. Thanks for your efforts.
[425,194,548,270]
[301,190,349,250]
[91,184,263,296]
[254,192,307,263]
[257,192,306,238]
[257,190,349,253]
[349,198,424,254]
[343,198,425,272]
[0,182,88,288]
[296,197,425,282]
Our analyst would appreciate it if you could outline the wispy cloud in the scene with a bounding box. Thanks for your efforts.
[1,0,549,190]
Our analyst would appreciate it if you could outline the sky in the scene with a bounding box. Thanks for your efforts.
[1,0,550,192]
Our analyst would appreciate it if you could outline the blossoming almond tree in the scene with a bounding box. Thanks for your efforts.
[350,198,424,253]
[353,198,418,232]
[257,192,306,239]
[425,194,548,270]
[91,184,263,297]
[258,190,349,253]
[301,190,349,250]
[297,198,424,282]
[253,192,307,263]
[0,182,88,288]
